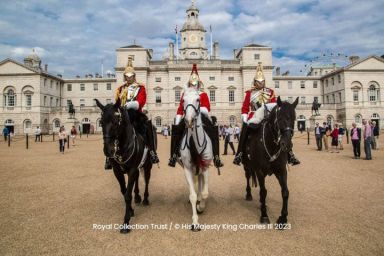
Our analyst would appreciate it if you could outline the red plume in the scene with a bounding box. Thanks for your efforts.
[191,63,198,75]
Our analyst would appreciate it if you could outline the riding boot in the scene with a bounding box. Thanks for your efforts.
[288,150,300,165]
[104,157,112,170]
[168,123,184,167]
[233,123,248,165]
[146,120,159,164]
[204,124,224,168]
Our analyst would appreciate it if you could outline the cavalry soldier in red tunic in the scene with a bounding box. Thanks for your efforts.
[168,64,223,168]
[233,63,300,166]
[104,58,159,169]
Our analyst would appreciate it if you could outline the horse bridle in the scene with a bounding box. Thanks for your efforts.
[263,106,294,162]
[103,108,136,164]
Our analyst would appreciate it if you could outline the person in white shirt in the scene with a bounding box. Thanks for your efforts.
[223,125,235,155]
[234,125,240,142]
[35,126,41,142]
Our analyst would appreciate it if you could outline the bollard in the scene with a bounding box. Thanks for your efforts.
[26,134,29,149]
[87,132,89,138]
[307,128,310,145]
[41,134,43,143]
[53,133,55,141]
[346,130,350,144]
[67,135,70,149]
[8,134,10,147]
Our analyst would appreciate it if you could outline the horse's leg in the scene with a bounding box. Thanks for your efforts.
[134,174,142,204]
[120,169,138,234]
[143,163,151,206]
[275,168,289,226]
[113,167,126,195]
[257,174,270,224]
[184,167,200,232]
[245,167,253,201]
[197,169,209,213]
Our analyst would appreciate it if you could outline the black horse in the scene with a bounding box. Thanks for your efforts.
[242,96,298,226]
[95,99,153,234]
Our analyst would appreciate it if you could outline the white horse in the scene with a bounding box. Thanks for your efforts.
[179,87,213,231]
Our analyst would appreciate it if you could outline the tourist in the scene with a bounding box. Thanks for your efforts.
[234,124,240,142]
[59,126,67,154]
[314,122,323,150]
[362,119,372,160]
[70,126,77,146]
[330,123,339,153]
[323,122,330,151]
[2,126,9,141]
[338,124,345,150]
[35,126,41,142]
[350,122,361,159]
[372,121,379,150]
[223,124,235,155]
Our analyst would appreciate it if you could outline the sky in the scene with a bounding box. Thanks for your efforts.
[0,0,383,78]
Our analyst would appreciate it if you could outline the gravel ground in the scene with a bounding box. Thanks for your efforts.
[0,133,383,256]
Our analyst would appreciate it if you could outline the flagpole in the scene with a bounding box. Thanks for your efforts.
[175,25,179,61]
[210,25,213,60]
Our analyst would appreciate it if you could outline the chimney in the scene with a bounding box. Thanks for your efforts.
[169,42,174,60]
[213,42,219,59]
[276,67,281,76]
[332,63,336,70]
[45,64,48,71]
[57,74,62,78]
[76,75,80,78]
[349,56,360,64]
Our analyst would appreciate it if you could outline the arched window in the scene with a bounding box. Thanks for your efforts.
[24,119,32,129]
[155,117,162,127]
[229,116,236,126]
[5,119,14,125]
[368,85,378,102]
[371,113,380,119]
[5,89,16,107]
[354,114,362,124]
[53,119,60,128]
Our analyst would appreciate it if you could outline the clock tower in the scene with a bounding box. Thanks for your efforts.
[179,1,208,60]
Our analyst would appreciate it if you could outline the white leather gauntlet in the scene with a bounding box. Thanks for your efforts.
[175,114,183,125]
[125,101,139,110]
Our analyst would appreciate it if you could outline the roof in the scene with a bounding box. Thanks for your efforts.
[120,44,144,49]
[244,43,267,48]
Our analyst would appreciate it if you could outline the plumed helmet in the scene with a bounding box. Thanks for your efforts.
[124,57,135,77]
[254,63,265,83]
[188,63,201,89]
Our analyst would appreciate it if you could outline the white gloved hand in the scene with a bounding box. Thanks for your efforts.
[242,114,248,123]
[175,115,183,125]
[125,101,139,110]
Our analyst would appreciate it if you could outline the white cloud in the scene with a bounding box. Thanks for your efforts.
[0,0,383,77]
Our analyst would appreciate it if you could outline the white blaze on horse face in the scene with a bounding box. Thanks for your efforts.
[183,90,200,128]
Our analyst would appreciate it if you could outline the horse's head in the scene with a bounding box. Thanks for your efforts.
[272,96,298,152]
[95,99,127,157]
[183,88,201,128]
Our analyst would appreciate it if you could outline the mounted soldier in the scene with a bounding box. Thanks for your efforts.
[104,57,159,170]
[168,64,223,169]
[233,63,300,166]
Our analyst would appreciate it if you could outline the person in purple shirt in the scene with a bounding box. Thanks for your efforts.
[362,119,372,160]
[350,122,361,159]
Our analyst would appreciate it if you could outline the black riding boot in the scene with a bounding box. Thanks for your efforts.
[204,124,224,168]
[233,123,248,165]
[288,150,300,165]
[146,120,159,164]
[104,157,112,170]
[168,123,184,167]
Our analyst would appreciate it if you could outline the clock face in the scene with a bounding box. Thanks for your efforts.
[189,34,197,43]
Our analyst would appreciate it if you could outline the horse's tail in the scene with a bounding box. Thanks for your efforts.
[189,136,200,175]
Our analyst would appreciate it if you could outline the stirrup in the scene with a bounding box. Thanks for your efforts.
[150,151,159,164]
[233,153,242,166]
[288,155,300,166]
[214,156,224,168]
[168,156,177,167]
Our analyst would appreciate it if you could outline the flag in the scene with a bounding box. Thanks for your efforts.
[175,25,178,34]
[210,25,212,32]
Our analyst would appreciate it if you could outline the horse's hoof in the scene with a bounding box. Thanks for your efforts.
[245,194,253,201]
[134,195,142,204]
[260,216,270,224]
[120,227,131,234]
[276,216,287,225]
[142,199,150,206]
[196,206,204,214]
[191,224,201,232]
